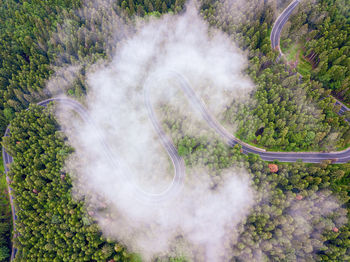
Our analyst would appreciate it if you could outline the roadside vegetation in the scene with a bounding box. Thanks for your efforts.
[0,157,11,262]
[201,0,350,152]
[0,0,83,136]
[2,106,135,261]
[297,51,313,78]
[174,133,350,261]
[281,0,350,104]
[282,42,299,61]
[281,42,313,78]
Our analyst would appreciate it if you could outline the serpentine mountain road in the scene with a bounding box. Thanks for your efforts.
[2,127,17,261]
[270,0,300,54]
[3,0,350,259]
[270,0,350,117]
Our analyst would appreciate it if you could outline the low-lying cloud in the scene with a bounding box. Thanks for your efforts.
[53,2,256,261]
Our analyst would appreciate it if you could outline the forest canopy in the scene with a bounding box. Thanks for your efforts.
[0,0,349,261]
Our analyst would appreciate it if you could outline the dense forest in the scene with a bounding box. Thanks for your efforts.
[173,133,350,261]
[0,164,11,262]
[1,0,348,152]
[0,0,81,135]
[280,0,350,104]
[0,0,349,261]
[3,94,350,261]
[201,0,350,151]
[115,0,186,16]
[3,106,137,261]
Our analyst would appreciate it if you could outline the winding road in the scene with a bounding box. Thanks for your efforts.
[3,0,350,259]
[2,127,17,261]
[270,0,350,118]
[270,0,300,55]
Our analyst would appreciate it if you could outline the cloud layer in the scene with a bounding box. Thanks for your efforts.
[54,3,256,261]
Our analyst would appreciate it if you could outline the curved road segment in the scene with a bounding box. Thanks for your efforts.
[271,0,350,119]
[4,97,186,203]
[2,127,17,261]
[270,0,300,55]
[3,0,350,259]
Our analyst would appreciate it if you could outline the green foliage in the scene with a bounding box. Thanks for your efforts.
[2,106,131,261]
[3,108,14,122]
[297,52,313,77]
[201,0,350,151]
[129,253,143,262]
[116,0,185,16]
[0,159,11,262]
[0,246,10,261]
[282,0,350,104]
[0,0,81,135]
[173,131,350,261]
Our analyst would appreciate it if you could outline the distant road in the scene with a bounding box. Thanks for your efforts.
[270,0,300,55]
[164,72,350,164]
[2,127,17,261]
[271,0,350,120]
[335,100,350,121]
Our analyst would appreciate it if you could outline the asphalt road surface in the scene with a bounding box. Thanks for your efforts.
[158,72,350,164]
[2,126,17,261]
[335,100,350,121]
[270,0,300,55]
[270,0,350,120]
